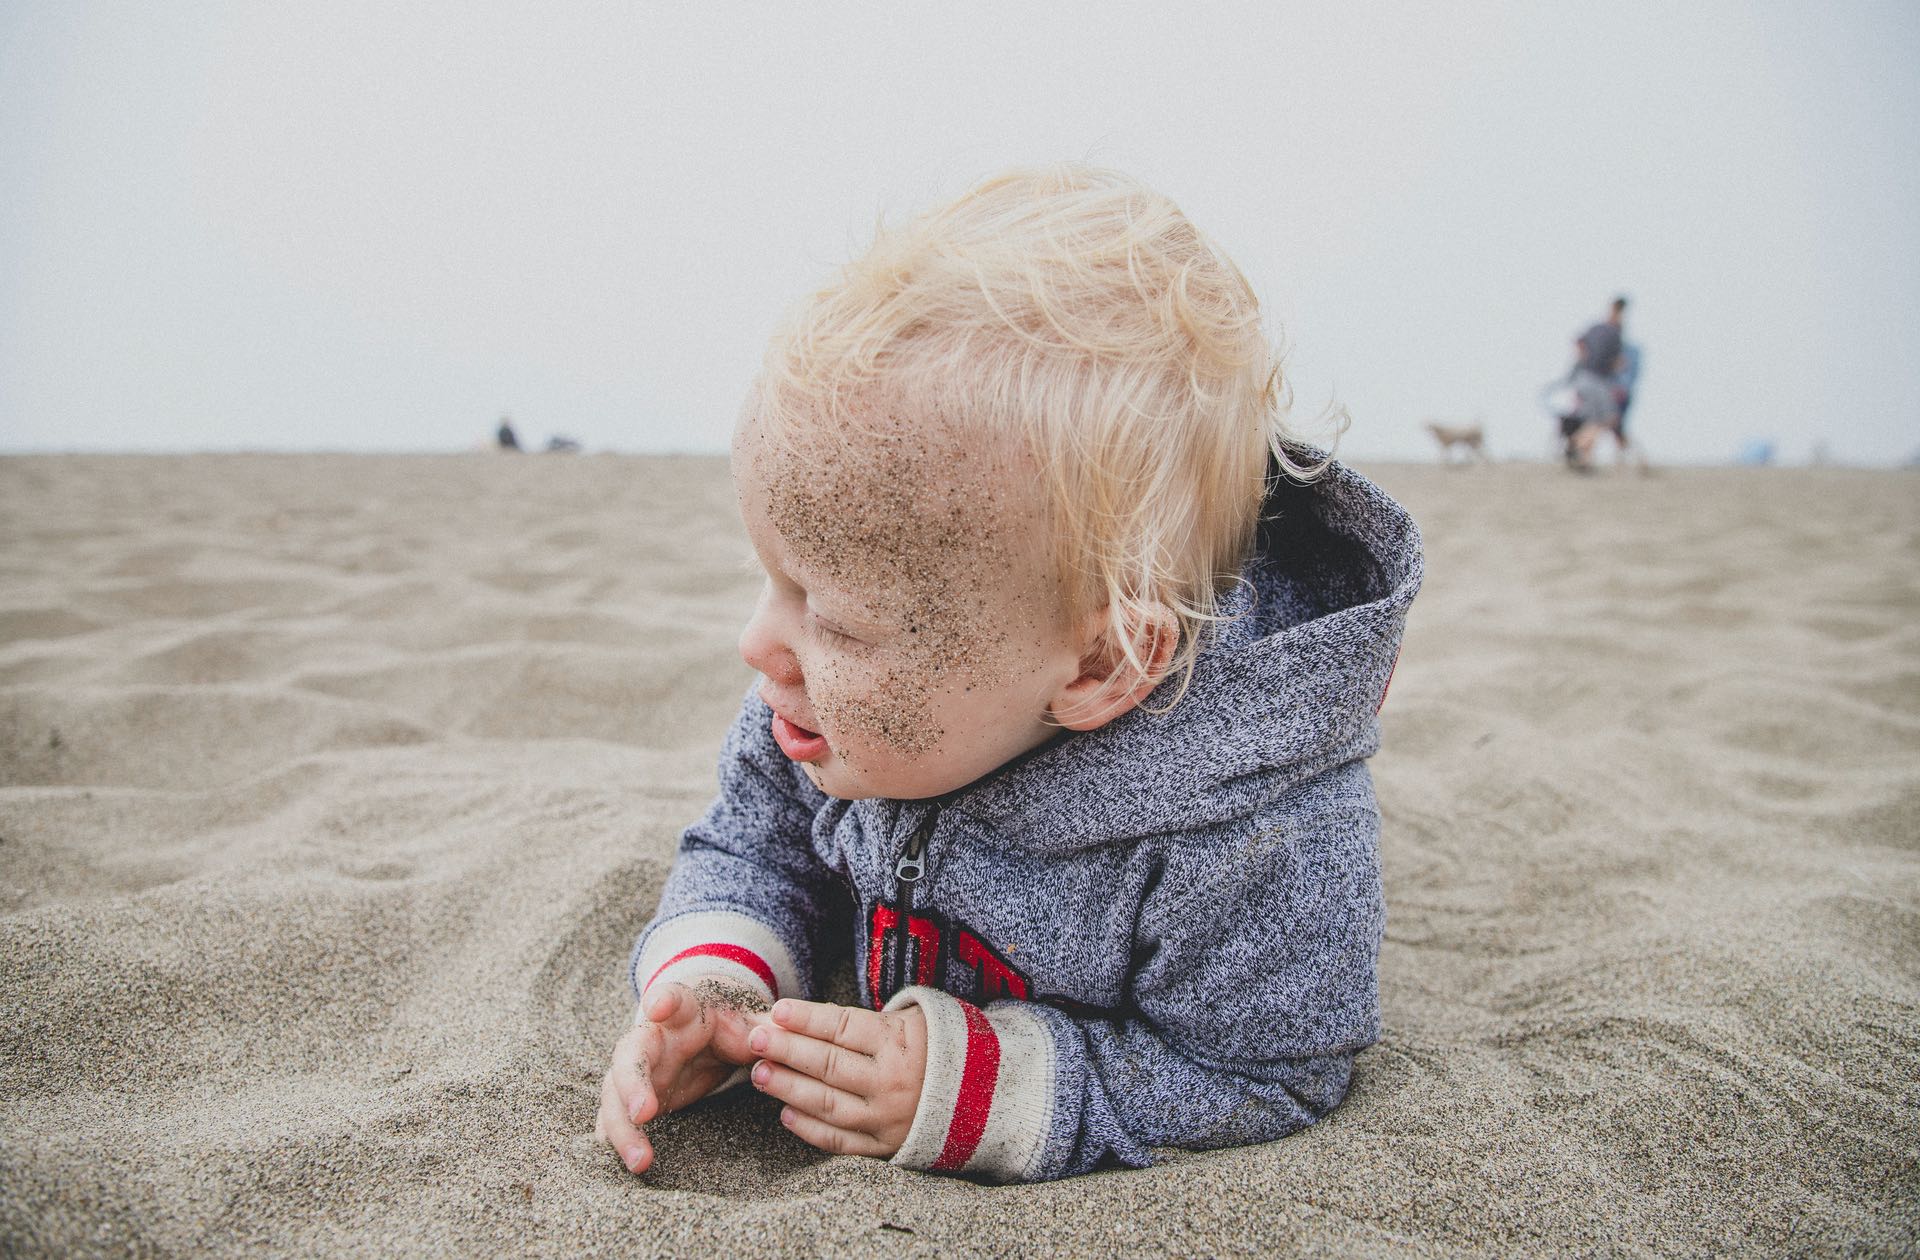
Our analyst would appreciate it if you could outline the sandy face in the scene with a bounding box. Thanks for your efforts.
[734,400,1081,798]
[761,429,1010,754]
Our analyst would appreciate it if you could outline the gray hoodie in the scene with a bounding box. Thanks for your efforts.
[629,460,1422,1182]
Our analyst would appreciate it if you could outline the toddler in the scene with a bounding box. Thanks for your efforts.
[595,165,1421,1182]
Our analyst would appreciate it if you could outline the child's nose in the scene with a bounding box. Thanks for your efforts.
[738,603,802,685]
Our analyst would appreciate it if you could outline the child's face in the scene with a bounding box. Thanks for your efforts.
[731,415,1084,801]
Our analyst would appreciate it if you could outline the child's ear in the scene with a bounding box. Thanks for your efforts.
[1048,604,1180,733]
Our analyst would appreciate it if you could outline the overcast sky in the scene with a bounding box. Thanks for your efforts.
[4,2,1917,464]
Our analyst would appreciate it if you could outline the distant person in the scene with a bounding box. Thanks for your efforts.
[496,417,521,451]
[1562,296,1627,470]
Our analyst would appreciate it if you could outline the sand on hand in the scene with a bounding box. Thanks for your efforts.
[2,454,1916,1257]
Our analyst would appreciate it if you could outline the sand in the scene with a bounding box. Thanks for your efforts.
[2,453,1915,1257]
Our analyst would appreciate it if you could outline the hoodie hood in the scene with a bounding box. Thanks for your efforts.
[953,459,1423,850]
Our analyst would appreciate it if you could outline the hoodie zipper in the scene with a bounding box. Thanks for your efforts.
[889,807,937,1001]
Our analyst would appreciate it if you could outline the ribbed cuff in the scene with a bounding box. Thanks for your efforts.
[629,909,800,1008]
[883,986,1055,1182]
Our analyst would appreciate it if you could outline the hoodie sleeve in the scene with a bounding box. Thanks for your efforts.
[884,802,1384,1182]
[627,692,845,1011]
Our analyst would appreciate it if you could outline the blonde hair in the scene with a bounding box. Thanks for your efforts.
[753,163,1336,709]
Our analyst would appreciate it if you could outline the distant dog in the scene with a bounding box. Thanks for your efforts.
[1425,420,1489,464]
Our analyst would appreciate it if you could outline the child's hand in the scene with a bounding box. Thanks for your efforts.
[745,998,927,1157]
[595,979,766,1174]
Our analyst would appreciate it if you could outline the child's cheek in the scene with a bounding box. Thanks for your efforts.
[807,651,943,766]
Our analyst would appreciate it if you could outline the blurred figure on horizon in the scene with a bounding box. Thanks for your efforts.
[496,416,521,451]
[1559,296,1640,472]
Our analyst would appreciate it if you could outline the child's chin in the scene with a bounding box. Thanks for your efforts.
[807,758,964,802]
[804,762,881,801]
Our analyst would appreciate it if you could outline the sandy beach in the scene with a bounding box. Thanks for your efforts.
[2,453,1915,1257]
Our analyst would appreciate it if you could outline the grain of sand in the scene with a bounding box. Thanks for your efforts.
[1,454,1915,1257]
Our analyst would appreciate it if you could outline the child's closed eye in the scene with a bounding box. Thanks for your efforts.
[807,616,867,648]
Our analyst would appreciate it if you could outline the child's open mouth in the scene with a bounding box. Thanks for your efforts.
[770,712,830,762]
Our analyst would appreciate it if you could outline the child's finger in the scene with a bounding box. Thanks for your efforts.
[751,1058,871,1127]
[708,1007,767,1065]
[770,998,885,1054]
[597,1073,654,1174]
[748,1023,875,1092]
[777,1103,893,1158]
[619,1072,656,1127]
[611,1024,661,1125]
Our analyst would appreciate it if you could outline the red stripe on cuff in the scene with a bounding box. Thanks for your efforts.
[646,943,778,998]
[932,999,1001,1172]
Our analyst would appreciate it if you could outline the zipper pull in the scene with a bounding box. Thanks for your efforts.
[894,809,936,885]
[889,811,936,1002]
[894,825,928,885]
